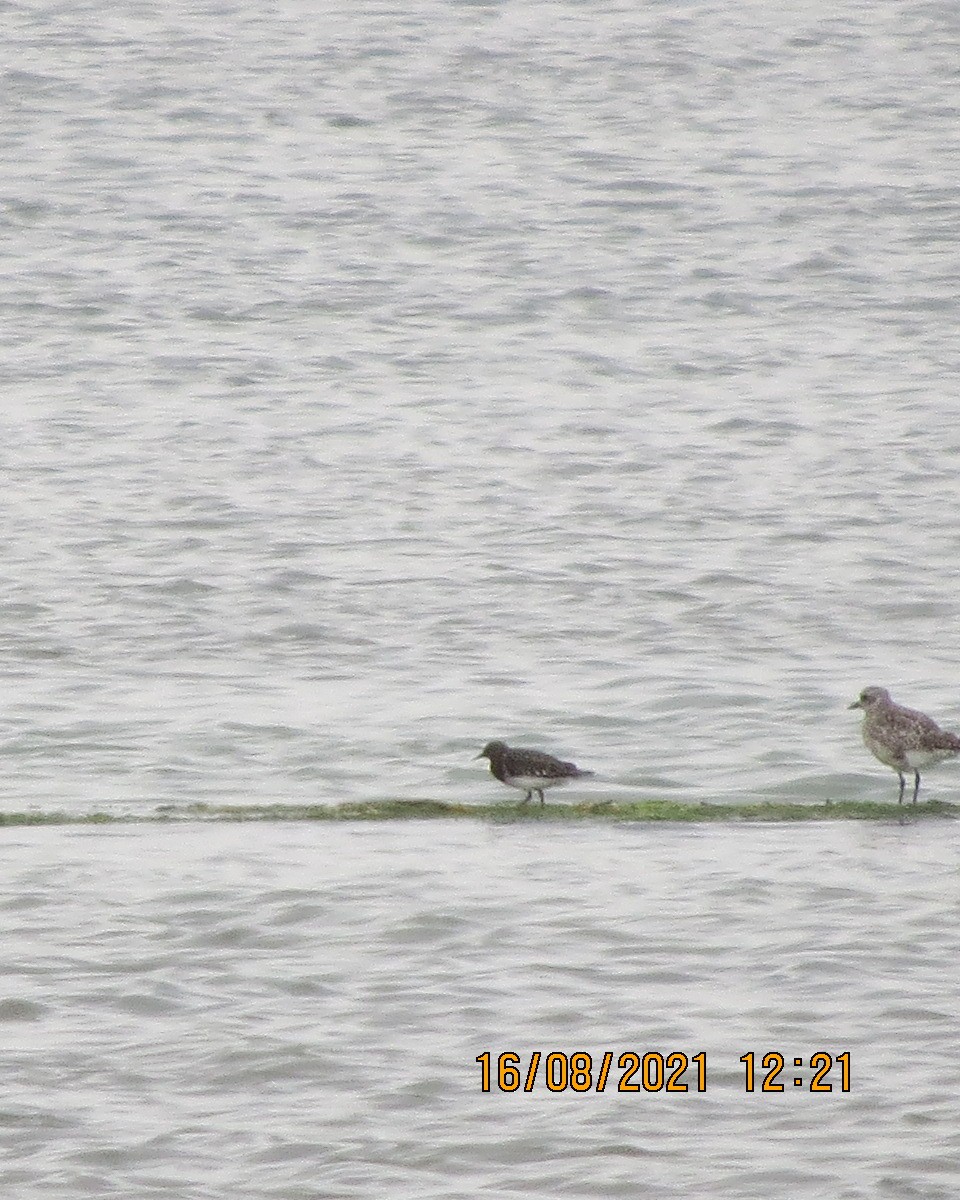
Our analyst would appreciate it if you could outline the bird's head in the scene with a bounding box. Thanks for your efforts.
[475,740,508,760]
[849,686,891,711]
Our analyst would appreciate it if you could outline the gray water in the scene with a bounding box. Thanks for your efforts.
[3,820,959,1199]
[3,0,960,1193]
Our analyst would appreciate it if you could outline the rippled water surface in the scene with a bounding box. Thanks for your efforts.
[4,0,960,1192]
[3,820,960,1198]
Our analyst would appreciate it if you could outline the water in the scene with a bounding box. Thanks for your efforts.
[3,0,960,1192]
[2,820,959,1198]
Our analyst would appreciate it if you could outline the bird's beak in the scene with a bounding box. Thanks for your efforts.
[848,700,862,710]
[473,751,485,759]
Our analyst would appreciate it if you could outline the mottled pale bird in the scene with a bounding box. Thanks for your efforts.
[849,686,960,803]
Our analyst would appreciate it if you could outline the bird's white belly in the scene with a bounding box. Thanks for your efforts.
[904,747,957,770]
[504,774,567,791]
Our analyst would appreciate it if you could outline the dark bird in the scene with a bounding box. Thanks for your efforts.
[849,686,960,804]
[475,740,593,805]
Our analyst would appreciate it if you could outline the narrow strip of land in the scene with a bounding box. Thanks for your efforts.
[0,798,954,826]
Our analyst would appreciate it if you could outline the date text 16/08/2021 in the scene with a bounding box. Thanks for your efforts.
[475,1051,851,1094]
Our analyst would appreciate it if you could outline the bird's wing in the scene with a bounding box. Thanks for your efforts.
[507,749,570,777]
[894,707,960,752]
[559,760,593,778]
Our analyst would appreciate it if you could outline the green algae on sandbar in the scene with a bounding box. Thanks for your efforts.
[0,810,119,826]
[0,798,957,827]
[164,798,960,822]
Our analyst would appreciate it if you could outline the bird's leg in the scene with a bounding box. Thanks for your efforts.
[521,791,532,804]
[897,772,905,804]
[537,789,545,805]
[912,771,921,804]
